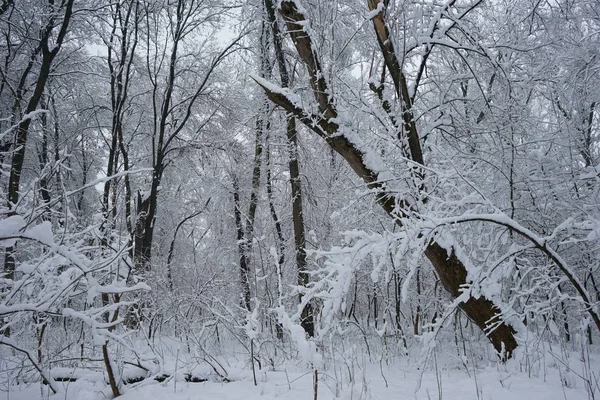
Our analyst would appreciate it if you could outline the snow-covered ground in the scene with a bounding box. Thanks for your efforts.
[3,348,594,400]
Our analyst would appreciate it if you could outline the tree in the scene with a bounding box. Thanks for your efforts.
[254,0,522,359]
[1,0,75,286]
[264,0,314,337]
[132,0,241,276]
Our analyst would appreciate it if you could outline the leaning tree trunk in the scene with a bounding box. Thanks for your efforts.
[254,0,518,360]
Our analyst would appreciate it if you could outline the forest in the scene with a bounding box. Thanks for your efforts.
[0,0,599,399]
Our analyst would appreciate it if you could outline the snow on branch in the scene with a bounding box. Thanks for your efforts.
[0,109,50,141]
[425,211,600,331]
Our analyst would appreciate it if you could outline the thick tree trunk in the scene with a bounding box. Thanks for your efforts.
[265,140,285,339]
[233,177,252,311]
[425,243,517,357]
[288,116,314,337]
[133,175,158,274]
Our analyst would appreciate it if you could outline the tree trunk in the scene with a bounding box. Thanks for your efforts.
[265,0,314,336]
[233,176,252,311]
[265,139,285,339]
[424,242,517,357]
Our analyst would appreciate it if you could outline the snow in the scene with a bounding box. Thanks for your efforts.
[0,215,27,246]
[244,301,261,341]
[365,1,384,21]
[249,74,304,110]
[25,221,54,245]
[5,353,594,400]
[427,212,595,319]
[0,109,49,141]
[274,306,322,366]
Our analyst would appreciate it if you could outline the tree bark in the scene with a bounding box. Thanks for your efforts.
[265,0,314,336]
[265,139,285,339]
[233,176,252,311]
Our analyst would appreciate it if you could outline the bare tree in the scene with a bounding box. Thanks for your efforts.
[254,0,518,359]
[2,1,75,339]
[134,0,241,275]
[264,0,314,336]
